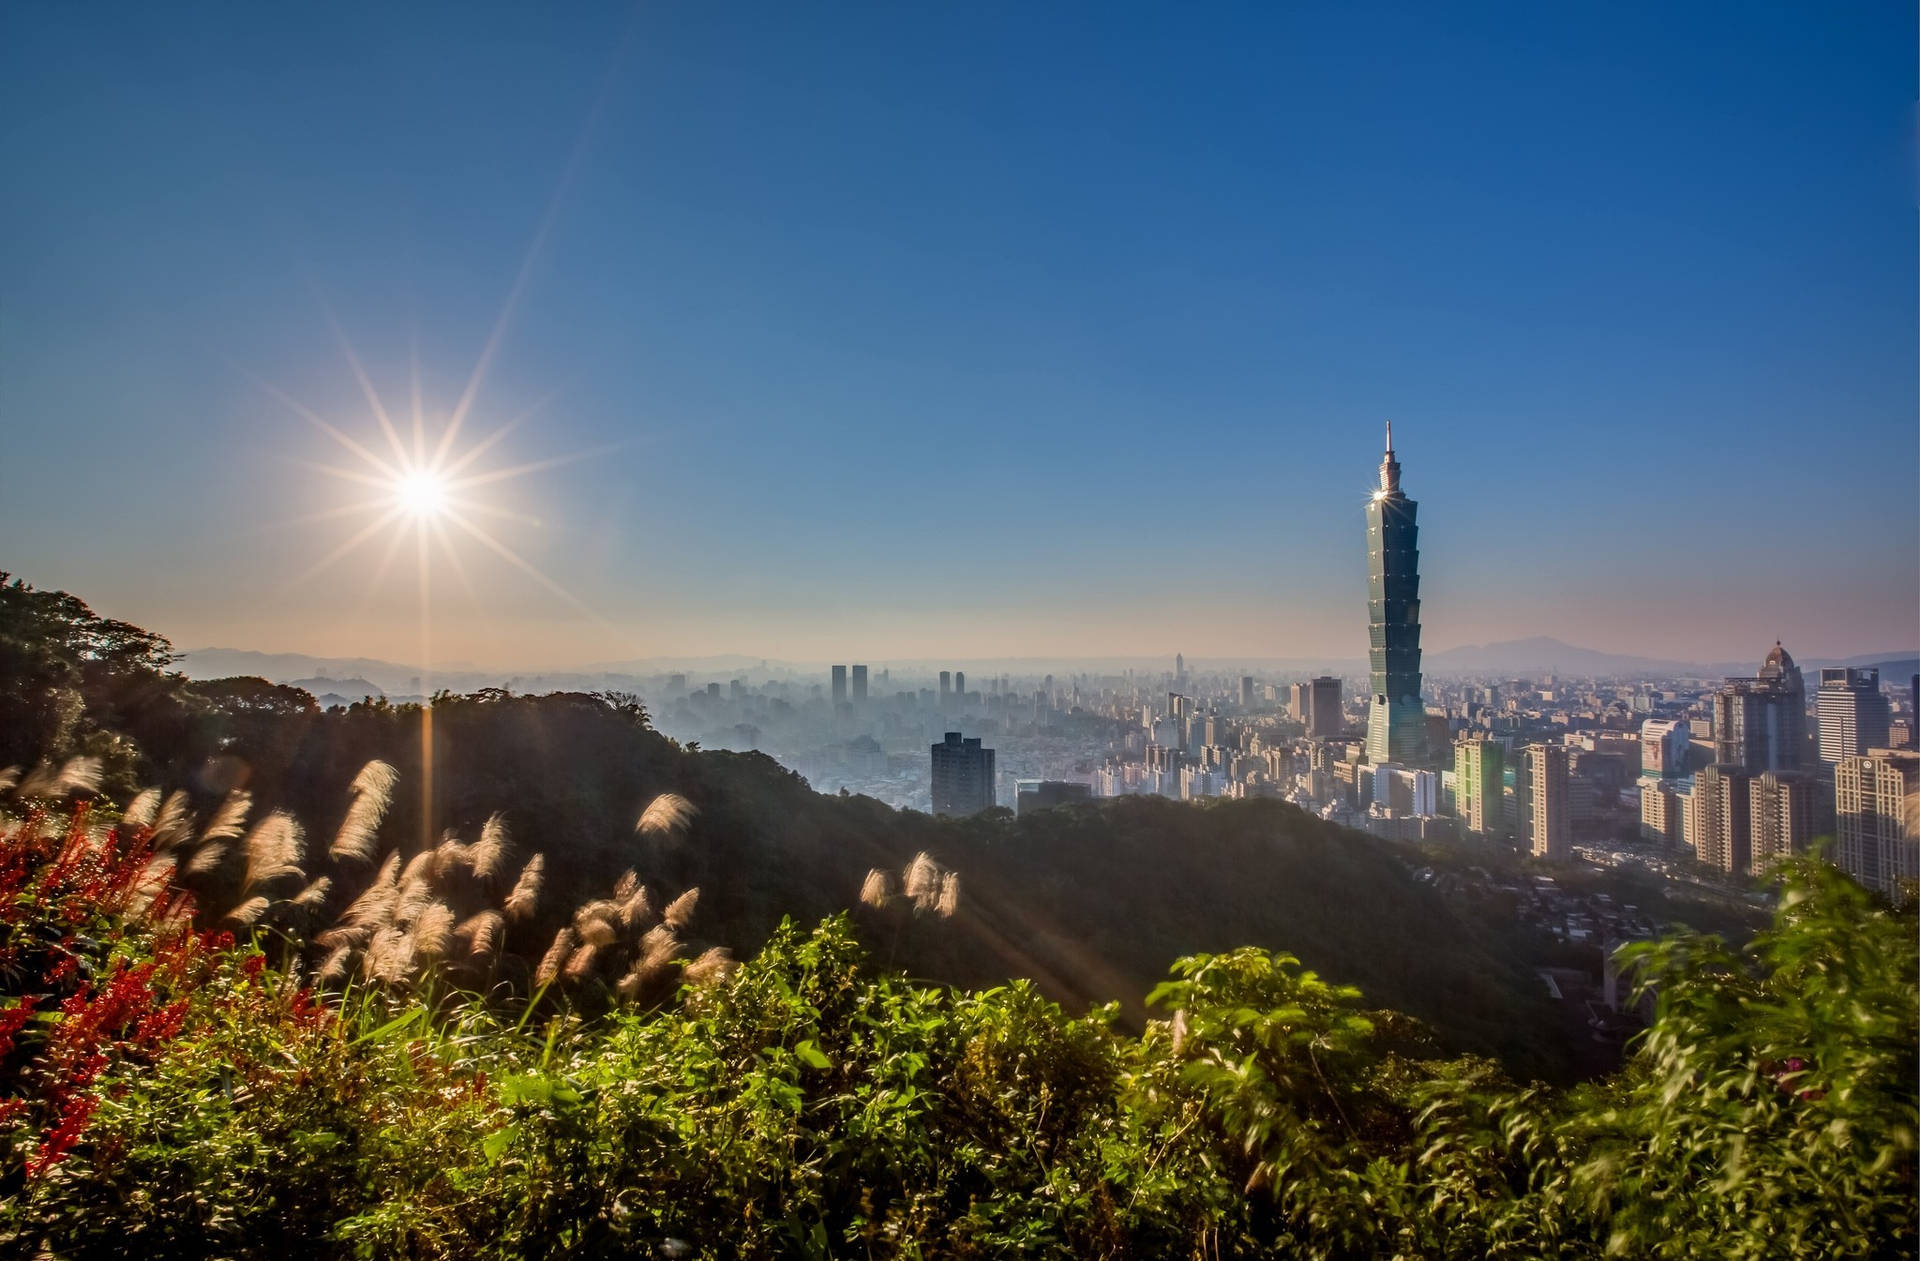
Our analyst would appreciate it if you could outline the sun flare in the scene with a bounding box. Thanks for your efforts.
[394,468,450,519]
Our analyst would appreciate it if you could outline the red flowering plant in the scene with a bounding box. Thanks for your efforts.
[0,798,279,1182]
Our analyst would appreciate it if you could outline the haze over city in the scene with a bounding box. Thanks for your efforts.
[4,4,1914,670]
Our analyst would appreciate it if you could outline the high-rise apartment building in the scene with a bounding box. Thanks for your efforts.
[1689,764,1752,874]
[1641,778,1683,847]
[1817,668,1890,765]
[1711,642,1805,773]
[1365,424,1425,764]
[831,665,847,707]
[1453,737,1505,837]
[930,731,995,817]
[850,664,868,704]
[1835,748,1919,903]
[1749,772,1818,875]
[1288,681,1311,724]
[1525,743,1570,860]
[1309,676,1343,738]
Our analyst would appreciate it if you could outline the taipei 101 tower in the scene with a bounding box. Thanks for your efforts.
[1365,422,1426,764]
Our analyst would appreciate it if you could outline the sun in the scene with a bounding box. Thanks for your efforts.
[394,467,450,518]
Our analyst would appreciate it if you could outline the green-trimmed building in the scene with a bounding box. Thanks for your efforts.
[1365,423,1427,765]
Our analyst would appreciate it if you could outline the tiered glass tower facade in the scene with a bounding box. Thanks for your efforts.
[1365,423,1425,764]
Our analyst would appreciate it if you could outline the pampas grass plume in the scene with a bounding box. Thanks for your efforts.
[636,792,697,837]
[504,854,544,920]
[122,788,161,831]
[662,887,699,930]
[331,760,397,862]
[472,813,510,881]
[859,868,893,910]
[534,926,575,987]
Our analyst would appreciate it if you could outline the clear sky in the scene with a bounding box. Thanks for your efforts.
[2,3,1914,668]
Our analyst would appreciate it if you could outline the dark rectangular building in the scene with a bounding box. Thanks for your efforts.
[931,731,995,816]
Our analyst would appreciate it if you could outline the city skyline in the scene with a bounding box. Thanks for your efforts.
[3,5,1914,666]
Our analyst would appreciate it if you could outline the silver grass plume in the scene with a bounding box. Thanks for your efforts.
[394,877,435,926]
[562,942,599,980]
[184,842,228,875]
[364,925,415,984]
[662,887,700,930]
[619,884,653,931]
[935,871,960,920]
[225,895,270,927]
[433,836,473,879]
[150,791,194,852]
[16,756,102,800]
[612,870,639,902]
[503,854,544,920]
[903,852,940,909]
[399,850,435,888]
[318,945,353,984]
[292,876,333,909]
[200,790,252,845]
[128,858,176,919]
[471,813,510,881]
[334,853,402,935]
[122,788,161,831]
[0,767,17,795]
[458,910,504,957]
[683,947,736,988]
[410,902,455,958]
[615,968,646,999]
[575,903,620,948]
[636,792,697,837]
[638,924,680,969]
[859,868,893,910]
[534,926,576,987]
[330,760,398,862]
[241,812,305,892]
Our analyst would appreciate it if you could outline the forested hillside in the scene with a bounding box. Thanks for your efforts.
[1,576,1563,1074]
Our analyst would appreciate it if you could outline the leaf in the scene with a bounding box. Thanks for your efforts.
[795,1039,832,1071]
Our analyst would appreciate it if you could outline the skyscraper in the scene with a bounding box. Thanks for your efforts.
[1817,667,1890,765]
[1365,423,1425,765]
[938,671,952,708]
[831,665,847,707]
[1711,642,1806,773]
[931,731,996,817]
[850,664,868,704]
[1835,748,1919,903]
[1525,743,1570,860]
[1240,675,1255,707]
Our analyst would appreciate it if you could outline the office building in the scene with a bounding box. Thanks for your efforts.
[831,665,847,707]
[930,732,995,817]
[1640,719,1690,778]
[850,664,868,704]
[1288,681,1311,723]
[1525,743,1570,860]
[1835,748,1920,903]
[1817,668,1890,765]
[1749,772,1818,875]
[1309,676,1343,737]
[1365,423,1426,764]
[938,671,952,708]
[1711,642,1805,773]
[1454,737,1505,837]
[1240,675,1255,707]
[1689,764,1752,875]
[954,671,966,702]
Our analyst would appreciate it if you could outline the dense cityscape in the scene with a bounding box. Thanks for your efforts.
[604,428,1918,912]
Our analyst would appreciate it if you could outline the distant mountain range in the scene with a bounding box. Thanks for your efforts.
[180,638,1919,694]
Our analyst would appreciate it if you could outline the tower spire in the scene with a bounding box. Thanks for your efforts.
[1378,420,1402,494]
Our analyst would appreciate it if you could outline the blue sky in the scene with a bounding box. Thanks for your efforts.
[2,3,1913,667]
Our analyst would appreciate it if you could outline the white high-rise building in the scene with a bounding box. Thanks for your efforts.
[1818,668,1891,765]
[1835,748,1919,903]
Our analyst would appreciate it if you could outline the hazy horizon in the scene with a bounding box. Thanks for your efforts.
[4,5,1914,668]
